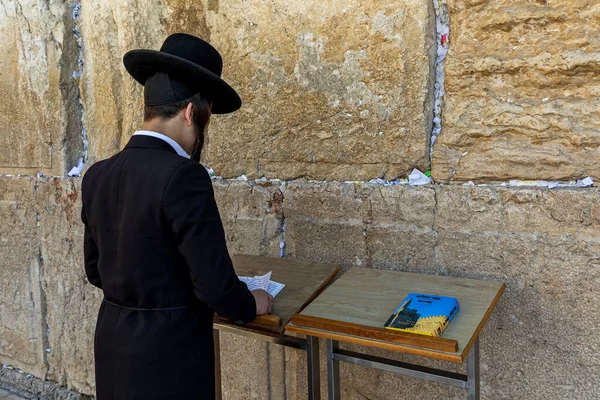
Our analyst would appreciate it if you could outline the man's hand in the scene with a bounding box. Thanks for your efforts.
[252,290,274,315]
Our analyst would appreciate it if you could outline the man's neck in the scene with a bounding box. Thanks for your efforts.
[141,120,189,153]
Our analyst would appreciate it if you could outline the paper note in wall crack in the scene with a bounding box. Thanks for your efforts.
[239,271,285,297]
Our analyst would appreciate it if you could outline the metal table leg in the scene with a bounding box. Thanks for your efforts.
[306,335,321,400]
[214,329,222,400]
[327,339,341,400]
[467,338,480,400]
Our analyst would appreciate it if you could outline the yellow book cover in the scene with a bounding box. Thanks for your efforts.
[384,293,459,337]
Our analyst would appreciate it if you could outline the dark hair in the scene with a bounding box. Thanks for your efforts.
[143,92,211,157]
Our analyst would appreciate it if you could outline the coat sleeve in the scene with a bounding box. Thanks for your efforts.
[81,202,102,289]
[164,162,256,324]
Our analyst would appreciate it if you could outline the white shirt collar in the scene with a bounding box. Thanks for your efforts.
[133,130,190,159]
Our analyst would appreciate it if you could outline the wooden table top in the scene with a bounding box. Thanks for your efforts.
[286,267,505,363]
[215,255,341,334]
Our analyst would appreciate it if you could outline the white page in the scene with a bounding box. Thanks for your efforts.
[239,271,270,291]
[239,271,285,298]
[267,280,285,297]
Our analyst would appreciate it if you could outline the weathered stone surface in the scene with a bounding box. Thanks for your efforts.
[0,177,45,378]
[36,178,99,395]
[435,191,600,398]
[436,230,600,399]
[213,180,283,258]
[78,0,168,166]
[219,332,269,399]
[218,334,294,400]
[203,0,436,180]
[1,367,87,400]
[284,182,370,267]
[436,186,600,236]
[79,0,435,180]
[283,182,600,399]
[367,185,437,271]
[285,182,438,269]
[432,0,600,183]
[0,1,82,175]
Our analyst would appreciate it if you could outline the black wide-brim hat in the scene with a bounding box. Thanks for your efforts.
[123,33,241,114]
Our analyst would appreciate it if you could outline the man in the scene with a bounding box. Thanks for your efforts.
[81,33,273,399]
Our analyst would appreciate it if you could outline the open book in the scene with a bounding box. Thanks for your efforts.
[239,271,285,297]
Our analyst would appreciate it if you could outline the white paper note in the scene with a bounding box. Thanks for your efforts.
[239,271,285,297]
[266,281,285,297]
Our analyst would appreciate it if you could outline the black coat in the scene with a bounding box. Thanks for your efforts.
[81,135,256,400]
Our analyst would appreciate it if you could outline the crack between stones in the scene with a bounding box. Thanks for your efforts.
[281,347,287,400]
[431,185,444,275]
[266,343,272,400]
[33,176,51,379]
[365,190,374,269]
[0,0,9,19]
[66,2,88,177]
[278,183,287,258]
[430,0,450,164]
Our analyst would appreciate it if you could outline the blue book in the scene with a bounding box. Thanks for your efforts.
[384,293,459,337]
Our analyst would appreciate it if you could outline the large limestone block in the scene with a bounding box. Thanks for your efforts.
[212,180,283,257]
[435,188,600,399]
[435,185,600,236]
[284,182,438,269]
[36,177,100,395]
[203,0,436,180]
[0,177,46,378]
[436,230,600,399]
[219,333,269,399]
[432,0,600,183]
[0,1,82,175]
[284,182,370,267]
[78,0,168,165]
[80,0,436,180]
[219,334,289,400]
[367,185,437,271]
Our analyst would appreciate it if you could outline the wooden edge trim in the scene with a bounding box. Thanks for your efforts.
[214,316,284,333]
[253,314,282,327]
[291,314,458,353]
[460,282,507,360]
[286,324,463,363]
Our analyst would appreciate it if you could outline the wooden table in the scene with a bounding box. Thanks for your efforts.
[286,268,505,400]
[213,255,341,400]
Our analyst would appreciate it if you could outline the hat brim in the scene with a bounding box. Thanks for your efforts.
[123,49,241,114]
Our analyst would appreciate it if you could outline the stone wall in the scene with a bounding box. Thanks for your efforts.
[2,177,599,399]
[432,0,600,183]
[0,0,83,176]
[1,0,599,399]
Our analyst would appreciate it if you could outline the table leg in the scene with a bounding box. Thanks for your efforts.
[467,338,480,400]
[306,335,321,400]
[326,339,341,400]
[214,329,222,400]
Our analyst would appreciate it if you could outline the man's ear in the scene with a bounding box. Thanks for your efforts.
[183,103,194,126]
